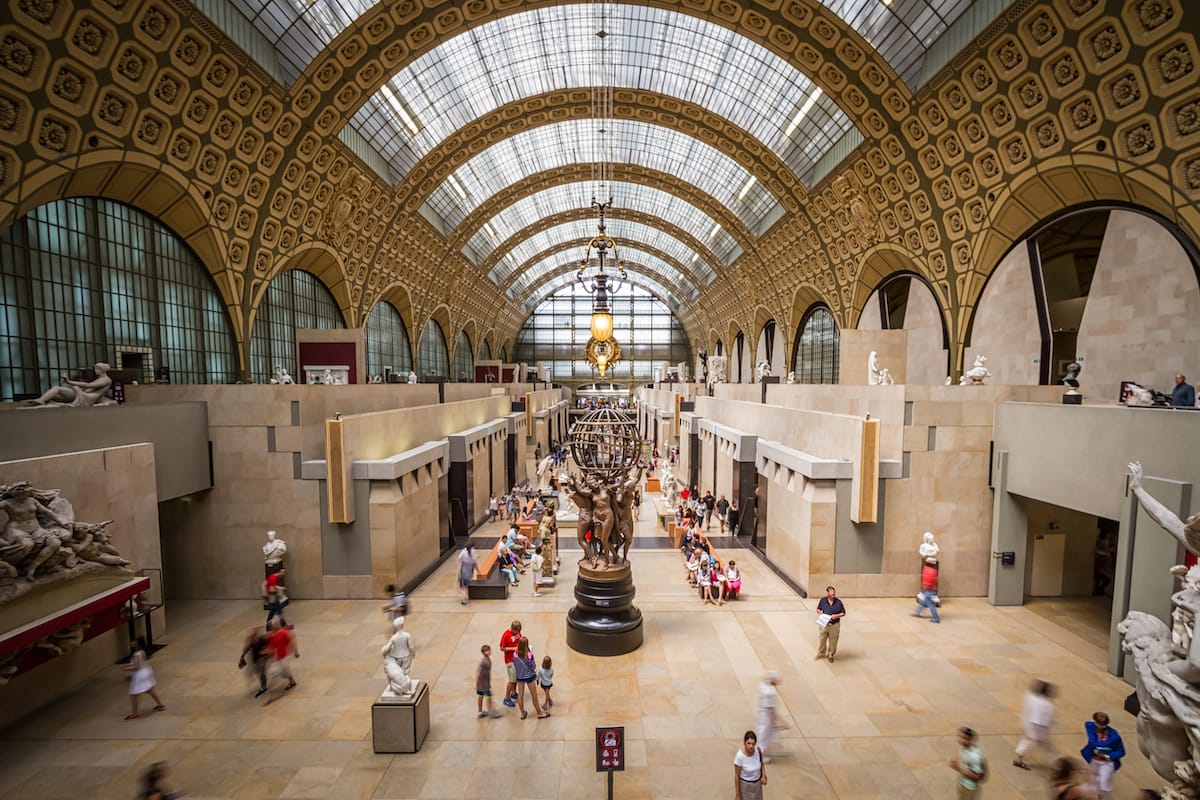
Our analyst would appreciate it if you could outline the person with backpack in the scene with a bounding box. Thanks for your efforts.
[949,726,986,798]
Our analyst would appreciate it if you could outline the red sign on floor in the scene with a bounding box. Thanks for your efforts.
[595,726,625,772]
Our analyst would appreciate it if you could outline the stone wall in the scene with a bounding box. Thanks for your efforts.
[964,244,1041,385]
[369,470,442,595]
[838,329,907,385]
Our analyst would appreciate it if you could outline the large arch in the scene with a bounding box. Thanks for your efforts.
[251,240,356,332]
[296,0,907,151]
[364,281,417,350]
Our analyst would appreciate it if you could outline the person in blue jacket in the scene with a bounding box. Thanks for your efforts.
[1080,711,1125,800]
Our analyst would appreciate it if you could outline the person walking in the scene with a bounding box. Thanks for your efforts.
[716,494,729,530]
[513,637,549,719]
[948,726,986,799]
[1049,757,1094,800]
[138,762,182,800]
[912,557,941,622]
[499,620,521,707]
[1080,711,1124,800]
[1013,680,1056,769]
[264,620,299,704]
[238,625,271,698]
[263,567,288,627]
[727,501,741,535]
[123,637,165,720]
[457,543,477,605]
[382,583,408,622]
[488,494,499,523]
[733,730,767,800]
[815,585,846,662]
[530,545,545,597]
[537,655,554,708]
[756,672,787,763]
[475,644,501,718]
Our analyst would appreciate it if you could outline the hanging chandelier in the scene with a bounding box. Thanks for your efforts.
[578,197,626,344]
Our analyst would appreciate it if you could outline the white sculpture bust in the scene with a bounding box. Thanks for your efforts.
[919,531,940,559]
[382,617,418,697]
[407,371,417,384]
[263,530,287,566]
[275,367,294,385]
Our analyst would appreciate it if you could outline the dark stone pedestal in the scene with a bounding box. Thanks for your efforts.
[1062,392,1083,405]
[566,563,643,656]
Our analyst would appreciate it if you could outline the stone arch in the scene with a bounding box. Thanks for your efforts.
[296,0,906,154]
[846,244,932,330]
[251,240,354,332]
[790,282,835,365]
[0,151,239,339]
[367,281,417,345]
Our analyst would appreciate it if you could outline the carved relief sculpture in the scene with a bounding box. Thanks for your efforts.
[707,356,727,386]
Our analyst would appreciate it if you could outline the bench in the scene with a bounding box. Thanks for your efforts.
[684,533,740,600]
[467,546,510,600]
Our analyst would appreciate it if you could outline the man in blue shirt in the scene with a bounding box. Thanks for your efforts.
[815,585,846,663]
[1172,374,1195,408]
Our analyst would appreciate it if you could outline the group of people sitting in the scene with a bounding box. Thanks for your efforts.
[495,523,532,586]
[680,523,741,604]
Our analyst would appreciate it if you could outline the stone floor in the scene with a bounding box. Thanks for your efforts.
[0,498,1161,799]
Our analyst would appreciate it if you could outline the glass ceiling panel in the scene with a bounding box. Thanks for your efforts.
[485,220,722,286]
[510,245,699,301]
[349,4,853,186]
[425,119,781,233]
[465,182,736,271]
[816,0,977,89]
[521,269,683,313]
[228,0,376,85]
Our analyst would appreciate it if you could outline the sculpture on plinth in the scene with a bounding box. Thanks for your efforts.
[707,355,727,386]
[536,455,556,492]
[274,367,294,385]
[263,530,287,577]
[868,351,896,386]
[0,481,133,603]
[407,371,417,384]
[1062,362,1082,388]
[563,408,645,655]
[756,360,772,382]
[959,355,992,385]
[23,362,117,407]
[919,531,940,559]
[1119,461,1200,800]
[381,617,418,698]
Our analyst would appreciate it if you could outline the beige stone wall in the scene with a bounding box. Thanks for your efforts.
[0,444,163,730]
[964,244,1041,385]
[1076,210,1200,402]
[769,384,906,460]
[369,469,442,595]
[470,446,492,526]
[763,475,836,593]
[838,329,907,386]
[903,281,949,385]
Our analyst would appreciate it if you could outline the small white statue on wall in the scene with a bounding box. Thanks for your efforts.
[382,617,418,698]
[959,355,992,385]
[407,371,418,384]
[274,367,294,385]
[868,351,895,386]
[263,530,287,568]
[919,531,940,559]
[756,360,772,382]
[707,356,727,386]
[786,371,796,384]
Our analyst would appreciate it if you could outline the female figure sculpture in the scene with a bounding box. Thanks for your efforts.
[25,362,116,407]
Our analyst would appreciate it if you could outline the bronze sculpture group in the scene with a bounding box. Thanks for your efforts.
[560,466,642,570]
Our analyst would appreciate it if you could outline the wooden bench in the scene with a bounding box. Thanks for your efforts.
[467,546,510,600]
[684,533,740,600]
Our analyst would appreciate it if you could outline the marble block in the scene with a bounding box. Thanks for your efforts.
[371,681,430,754]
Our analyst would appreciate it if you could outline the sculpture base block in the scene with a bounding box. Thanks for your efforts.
[1062,392,1083,405]
[371,681,430,753]
[567,564,643,657]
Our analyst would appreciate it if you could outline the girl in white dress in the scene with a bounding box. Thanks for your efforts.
[123,637,165,720]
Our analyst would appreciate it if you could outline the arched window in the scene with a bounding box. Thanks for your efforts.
[0,197,238,400]
[757,319,776,368]
[500,344,508,362]
[365,301,412,379]
[419,319,449,378]
[715,339,724,355]
[733,331,746,382]
[452,331,474,381]
[480,339,492,360]
[792,305,839,384]
[250,270,345,382]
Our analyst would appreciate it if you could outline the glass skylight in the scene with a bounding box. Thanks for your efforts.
[228,0,377,85]
[463,182,738,270]
[520,269,684,313]
[484,220,721,287]
[424,119,782,233]
[510,244,700,301]
[349,4,852,186]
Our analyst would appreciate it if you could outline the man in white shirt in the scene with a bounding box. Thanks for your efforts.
[530,546,545,597]
[1012,679,1056,769]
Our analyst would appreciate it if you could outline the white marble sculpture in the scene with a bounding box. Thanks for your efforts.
[756,359,772,382]
[868,351,896,386]
[707,355,727,386]
[1120,461,1200,800]
[919,531,940,559]
[274,367,294,385]
[959,355,992,385]
[786,371,796,384]
[407,371,418,384]
[536,455,556,492]
[23,362,117,407]
[382,617,418,697]
[696,350,708,385]
[0,481,132,602]
[263,530,287,567]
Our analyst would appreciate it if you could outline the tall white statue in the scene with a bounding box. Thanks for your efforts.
[1120,461,1200,800]
[24,362,116,407]
[274,367,294,385]
[263,530,287,567]
[381,617,418,698]
[536,455,556,492]
[919,531,940,559]
[868,351,895,386]
[959,355,992,385]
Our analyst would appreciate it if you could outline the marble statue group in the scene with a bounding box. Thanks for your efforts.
[0,481,131,602]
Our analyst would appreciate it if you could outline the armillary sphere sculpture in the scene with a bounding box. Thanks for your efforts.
[561,409,644,656]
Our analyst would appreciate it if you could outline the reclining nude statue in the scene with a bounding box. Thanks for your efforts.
[1120,461,1200,800]
[24,362,117,407]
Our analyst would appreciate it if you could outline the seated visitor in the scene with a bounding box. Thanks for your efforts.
[698,561,716,605]
[496,541,519,585]
[725,560,741,600]
[680,529,695,556]
[685,548,701,586]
